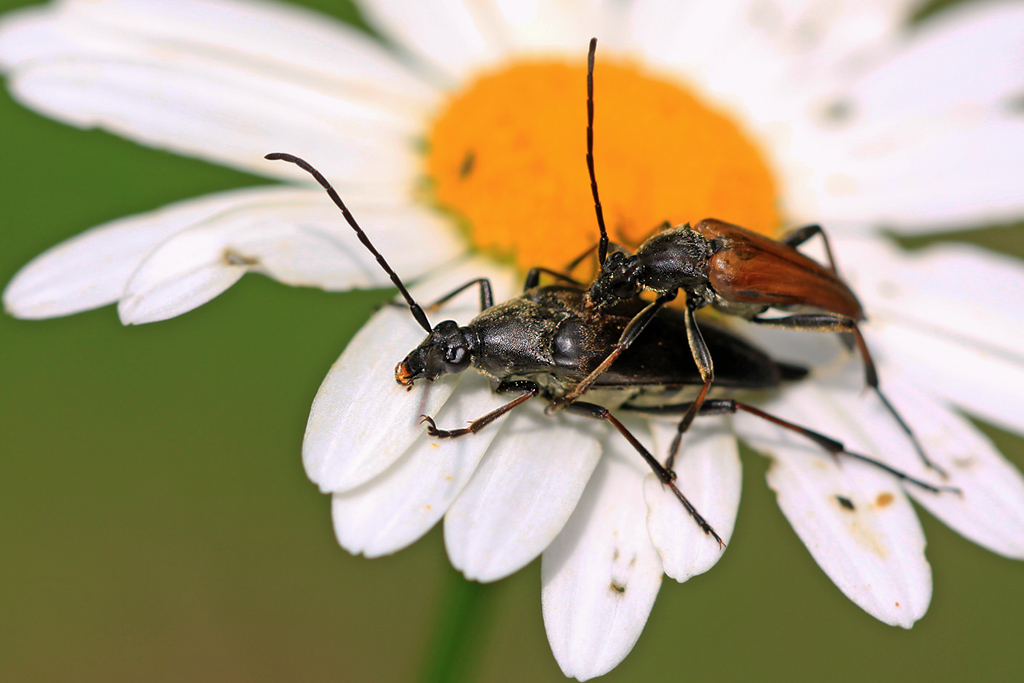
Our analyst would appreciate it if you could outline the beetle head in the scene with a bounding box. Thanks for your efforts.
[395,319,477,386]
[587,249,642,306]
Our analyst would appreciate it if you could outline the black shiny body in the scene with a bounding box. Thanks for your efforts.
[398,284,801,397]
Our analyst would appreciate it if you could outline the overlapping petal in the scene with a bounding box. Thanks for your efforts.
[0,0,437,184]
[542,419,664,681]
[117,191,464,323]
[835,235,1024,436]
[4,186,280,319]
[303,258,518,493]
[331,372,509,558]
[644,417,741,581]
[445,406,603,583]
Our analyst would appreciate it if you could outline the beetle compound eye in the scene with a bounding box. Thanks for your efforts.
[444,345,470,371]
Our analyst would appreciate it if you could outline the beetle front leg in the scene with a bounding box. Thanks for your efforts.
[665,303,715,471]
[563,401,724,547]
[422,380,539,438]
[547,293,676,412]
[781,223,840,274]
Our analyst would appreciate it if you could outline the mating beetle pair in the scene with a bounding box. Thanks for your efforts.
[266,39,954,543]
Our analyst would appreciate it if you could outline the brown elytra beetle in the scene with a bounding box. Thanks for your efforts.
[548,39,938,475]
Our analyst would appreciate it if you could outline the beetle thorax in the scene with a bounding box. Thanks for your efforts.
[635,225,713,293]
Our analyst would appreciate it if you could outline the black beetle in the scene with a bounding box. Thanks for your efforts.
[264,152,956,546]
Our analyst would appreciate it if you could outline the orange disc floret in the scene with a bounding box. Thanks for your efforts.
[426,57,780,272]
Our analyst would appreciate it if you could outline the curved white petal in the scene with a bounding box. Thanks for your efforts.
[117,194,464,324]
[895,399,1024,561]
[832,1,1024,128]
[0,0,436,183]
[359,0,509,84]
[785,368,1024,560]
[783,2,1024,229]
[799,115,1024,230]
[331,373,509,558]
[763,445,931,628]
[444,406,603,583]
[738,366,941,626]
[835,237,1024,436]
[488,0,630,54]
[645,417,740,582]
[303,258,519,493]
[541,420,663,681]
[3,186,280,319]
[629,0,915,124]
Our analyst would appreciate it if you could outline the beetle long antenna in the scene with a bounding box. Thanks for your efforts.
[586,37,609,266]
[265,152,432,333]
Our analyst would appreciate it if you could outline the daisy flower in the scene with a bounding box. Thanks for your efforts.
[2,0,1024,679]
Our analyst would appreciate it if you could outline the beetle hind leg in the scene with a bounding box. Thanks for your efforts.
[563,401,725,547]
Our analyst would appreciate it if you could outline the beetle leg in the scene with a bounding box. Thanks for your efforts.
[547,293,676,411]
[624,399,959,495]
[850,326,947,476]
[748,312,857,333]
[750,315,945,476]
[422,380,539,438]
[523,267,585,290]
[781,223,839,274]
[423,277,494,312]
[391,277,494,312]
[664,303,716,470]
[564,401,724,547]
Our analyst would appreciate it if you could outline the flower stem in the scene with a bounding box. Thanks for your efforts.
[419,567,494,683]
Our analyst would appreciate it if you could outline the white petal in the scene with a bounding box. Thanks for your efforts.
[3,186,282,319]
[331,373,509,558]
[542,421,663,681]
[644,417,740,582]
[629,0,914,123]
[836,1,1024,127]
[303,258,519,493]
[764,448,931,628]
[899,402,1024,560]
[444,406,603,583]
[487,0,630,55]
[359,0,508,84]
[803,115,1024,230]
[0,0,436,102]
[738,372,933,627]
[761,2,1024,228]
[790,369,1024,560]
[0,0,437,183]
[835,237,1024,436]
[117,194,464,324]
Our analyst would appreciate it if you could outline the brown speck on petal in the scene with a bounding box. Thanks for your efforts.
[836,495,856,511]
[875,492,895,509]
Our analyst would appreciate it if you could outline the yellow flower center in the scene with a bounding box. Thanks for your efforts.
[426,58,780,271]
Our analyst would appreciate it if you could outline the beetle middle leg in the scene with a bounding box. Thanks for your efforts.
[548,292,677,412]
[781,223,840,274]
[422,380,539,438]
[626,399,958,495]
[564,401,724,546]
[749,314,944,476]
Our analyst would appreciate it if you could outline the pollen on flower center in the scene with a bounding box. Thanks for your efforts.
[426,58,780,272]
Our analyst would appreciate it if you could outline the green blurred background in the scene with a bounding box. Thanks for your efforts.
[1,0,1022,681]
